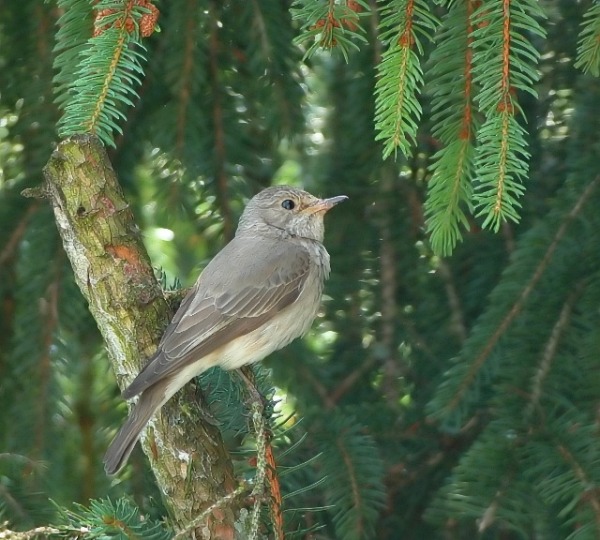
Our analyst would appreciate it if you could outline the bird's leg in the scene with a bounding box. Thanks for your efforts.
[237,366,267,409]
[188,380,220,426]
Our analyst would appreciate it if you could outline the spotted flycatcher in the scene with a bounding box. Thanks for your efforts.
[103,185,347,474]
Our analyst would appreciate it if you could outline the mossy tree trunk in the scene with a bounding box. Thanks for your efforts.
[41,134,238,539]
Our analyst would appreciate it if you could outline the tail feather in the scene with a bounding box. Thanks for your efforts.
[103,385,166,475]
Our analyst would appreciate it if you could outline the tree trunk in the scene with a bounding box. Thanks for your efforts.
[42,134,237,539]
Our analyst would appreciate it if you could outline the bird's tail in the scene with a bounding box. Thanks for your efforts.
[103,385,166,475]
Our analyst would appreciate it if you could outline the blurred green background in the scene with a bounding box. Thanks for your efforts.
[2,1,600,538]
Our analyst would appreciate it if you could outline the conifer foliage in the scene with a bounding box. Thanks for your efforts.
[1,1,600,539]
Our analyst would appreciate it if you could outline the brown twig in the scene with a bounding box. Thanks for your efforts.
[0,522,59,539]
[436,259,467,343]
[173,484,248,540]
[557,442,600,532]
[328,355,379,407]
[525,280,586,420]
[238,367,284,539]
[299,364,334,408]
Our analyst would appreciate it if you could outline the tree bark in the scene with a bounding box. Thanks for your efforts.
[42,134,237,539]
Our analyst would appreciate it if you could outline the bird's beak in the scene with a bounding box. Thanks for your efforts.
[305,195,348,215]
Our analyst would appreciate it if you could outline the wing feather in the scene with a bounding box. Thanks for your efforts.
[122,237,311,398]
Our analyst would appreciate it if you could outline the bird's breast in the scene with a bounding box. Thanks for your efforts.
[215,244,329,371]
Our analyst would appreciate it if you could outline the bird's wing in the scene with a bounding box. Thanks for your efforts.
[122,238,312,398]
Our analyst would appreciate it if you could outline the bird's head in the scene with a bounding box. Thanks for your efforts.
[237,186,347,242]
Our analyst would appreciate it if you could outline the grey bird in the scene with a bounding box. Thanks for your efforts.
[103,185,347,474]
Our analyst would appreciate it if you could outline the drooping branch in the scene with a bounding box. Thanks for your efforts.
[439,175,600,420]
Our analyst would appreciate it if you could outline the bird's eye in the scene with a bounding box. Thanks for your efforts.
[281,199,295,210]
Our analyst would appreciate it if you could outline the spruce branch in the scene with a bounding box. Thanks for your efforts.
[524,413,600,536]
[5,208,64,467]
[53,0,93,109]
[249,402,268,540]
[0,523,59,539]
[555,441,600,531]
[0,484,30,526]
[321,414,386,540]
[478,489,503,533]
[57,1,157,147]
[426,418,532,535]
[291,0,370,61]
[471,0,546,231]
[429,175,600,425]
[265,442,285,540]
[374,0,438,159]
[54,498,171,539]
[173,484,248,540]
[239,366,284,539]
[474,112,528,230]
[425,0,477,256]
[524,281,586,421]
[575,3,600,77]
